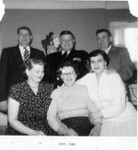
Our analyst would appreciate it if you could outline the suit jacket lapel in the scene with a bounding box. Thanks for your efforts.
[108,46,115,57]
[15,45,24,63]
[29,47,33,57]
[67,50,75,59]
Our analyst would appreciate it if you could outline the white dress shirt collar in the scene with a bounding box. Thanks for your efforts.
[62,51,70,56]
[104,45,112,54]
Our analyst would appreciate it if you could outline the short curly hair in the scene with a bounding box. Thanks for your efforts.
[22,58,45,79]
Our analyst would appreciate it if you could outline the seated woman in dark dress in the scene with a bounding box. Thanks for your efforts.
[5,58,56,135]
[47,61,103,136]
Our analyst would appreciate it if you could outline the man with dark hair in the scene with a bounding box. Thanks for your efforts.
[96,28,134,83]
[45,30,89,88]
[0,26,45,112]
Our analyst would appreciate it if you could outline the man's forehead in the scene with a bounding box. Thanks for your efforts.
[19,29,30,34]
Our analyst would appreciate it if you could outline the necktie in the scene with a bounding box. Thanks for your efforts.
[23,47,30,60]
[62,52,67,58]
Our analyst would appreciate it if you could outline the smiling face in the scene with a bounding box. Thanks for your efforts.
[96,31,112,51]
[26,64,44,84]
[53,35,60,48]
[17,29,32,47]
[90,54,107,75]
[60,34,74,52]
[60,66,77,87]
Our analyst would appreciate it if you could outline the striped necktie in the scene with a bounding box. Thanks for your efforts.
[23,47,30,60]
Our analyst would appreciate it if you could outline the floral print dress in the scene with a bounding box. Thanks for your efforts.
[6,81,57,135]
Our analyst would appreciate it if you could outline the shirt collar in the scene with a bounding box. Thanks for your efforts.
[62,51,70,55]
[104,45,111,54]
[19,45,30,51]
[19,45,30,60]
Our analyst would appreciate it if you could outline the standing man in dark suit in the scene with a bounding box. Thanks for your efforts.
[96,29,134,83]
[45,30,88,88]
[0,26,45,112]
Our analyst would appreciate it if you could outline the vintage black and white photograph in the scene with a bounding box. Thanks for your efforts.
[0,0,137,149]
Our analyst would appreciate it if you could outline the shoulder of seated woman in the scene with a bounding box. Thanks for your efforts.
[105,68,117,76]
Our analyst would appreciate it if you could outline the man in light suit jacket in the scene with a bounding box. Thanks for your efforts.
[96,28,135,83]
[0,26,45,112]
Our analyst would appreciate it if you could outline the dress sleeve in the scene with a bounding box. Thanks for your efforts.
[9,85,21,102]
[47,91,60,132]
[77,74,90,86]
[84,87,98,113]
[84,87,103,124]
[101,73,126,118]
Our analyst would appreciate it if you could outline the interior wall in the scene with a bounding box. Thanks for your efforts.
[0,9,105,55]
[106,9,136,23]
[0,8,137,56]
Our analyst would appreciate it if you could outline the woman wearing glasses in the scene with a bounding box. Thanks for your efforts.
[47,61,103,136]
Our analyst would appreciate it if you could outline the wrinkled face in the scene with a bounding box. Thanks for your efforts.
[90,54,107,75]
[97,32,111,51]
[26,64,44,83]
[61,66,77,87]
[17,29,32,47]
[60,34,74,52]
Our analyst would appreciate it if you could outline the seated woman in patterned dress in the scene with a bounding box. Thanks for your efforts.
[5,58,56,135]
[47,61,103,136]
[77,50,137,136]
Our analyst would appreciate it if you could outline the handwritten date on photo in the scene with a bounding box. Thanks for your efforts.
[58,142,76,146]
